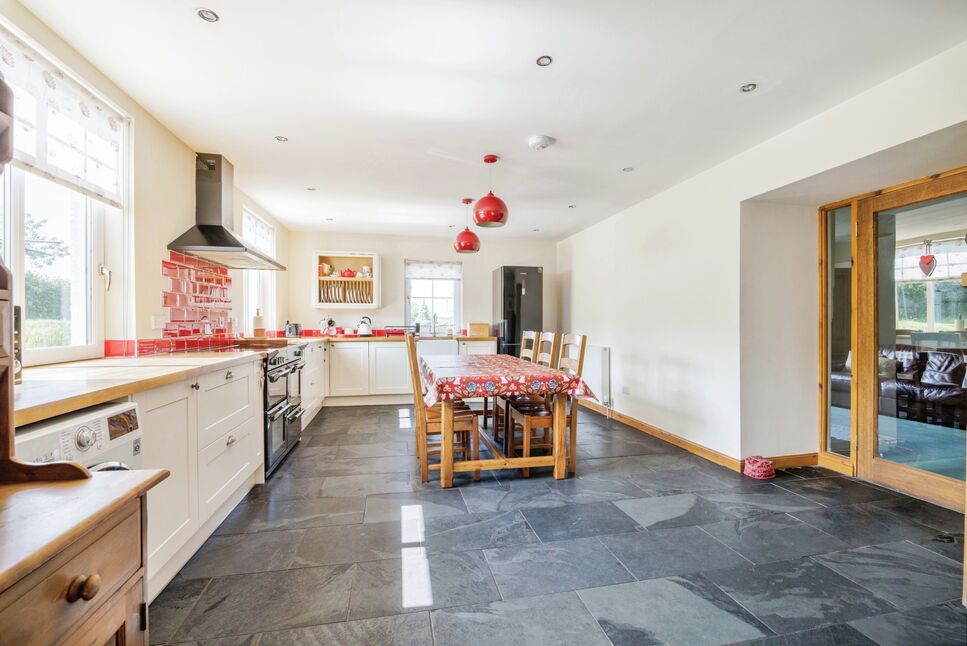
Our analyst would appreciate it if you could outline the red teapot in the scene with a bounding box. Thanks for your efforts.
[340,268,356,278]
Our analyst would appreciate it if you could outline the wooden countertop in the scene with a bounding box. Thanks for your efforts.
[14,350,264,427]
[325,336,497,343]
[0,469,168,593]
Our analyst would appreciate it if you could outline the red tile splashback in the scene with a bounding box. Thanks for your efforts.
[105,252,238,356]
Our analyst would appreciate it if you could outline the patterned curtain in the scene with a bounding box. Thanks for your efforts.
[404,259,463,280]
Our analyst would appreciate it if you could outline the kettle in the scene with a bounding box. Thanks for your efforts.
[358,316,373,337]
[284,320,302,337]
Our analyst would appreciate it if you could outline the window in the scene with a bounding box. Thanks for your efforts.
[404,260,462,335]
[0,23,128,364]
[894,236,967,331]
[242,207,275,333]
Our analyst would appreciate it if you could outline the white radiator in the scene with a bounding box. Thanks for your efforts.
[582,345,611,407]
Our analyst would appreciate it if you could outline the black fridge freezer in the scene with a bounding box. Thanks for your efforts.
[492,266,543,356]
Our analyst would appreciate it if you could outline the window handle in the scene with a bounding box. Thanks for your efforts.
[98,264,112,292]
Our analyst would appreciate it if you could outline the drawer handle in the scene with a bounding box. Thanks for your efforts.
[225,370,234,380]
[66,573,101,603]
[226,434,237,446]
[191,382,200,390]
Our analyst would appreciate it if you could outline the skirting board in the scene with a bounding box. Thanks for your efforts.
[577,400,818,473]
[322,394,412,407]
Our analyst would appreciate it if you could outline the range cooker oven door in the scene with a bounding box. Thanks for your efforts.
[285,361,305,449]
[265,400,290,475]
[265,364,289,411]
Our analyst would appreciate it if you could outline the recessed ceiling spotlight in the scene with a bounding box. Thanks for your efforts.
[306,187,316,191]
[274,135,288,142]
[622,167,634,173]
[568,204,576,209]
[740,83,758,93]
[196,8,219,22]
[536,55,553,67]
[532,228,541,232]
[325,217,334,221]
[449,224,456,229]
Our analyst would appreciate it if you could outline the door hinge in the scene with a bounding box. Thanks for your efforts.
[139,602,148,631]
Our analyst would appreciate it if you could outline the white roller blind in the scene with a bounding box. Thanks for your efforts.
[404,259,462,280]
[0,23,127,206]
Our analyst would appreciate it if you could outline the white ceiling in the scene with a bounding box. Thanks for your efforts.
[17,0,967,240]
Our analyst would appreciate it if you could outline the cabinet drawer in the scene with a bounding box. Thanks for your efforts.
[197,364,254,450]
[198,422,255,522]
[0,502,142,645]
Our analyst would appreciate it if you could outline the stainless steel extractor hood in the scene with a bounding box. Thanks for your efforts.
[168,153,286,271]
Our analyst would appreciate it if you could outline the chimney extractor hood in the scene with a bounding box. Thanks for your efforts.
[168,153,285,271]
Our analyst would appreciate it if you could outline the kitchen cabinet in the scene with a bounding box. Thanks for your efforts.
[460,340,497,355]
[302,342,326,425]
[133,380,197,586]
[329,342,370,396]
[196,363,255,451]
[368,342,411,395]
[197,422,255,521]
[417,339,458,357]
[312,251,380,309]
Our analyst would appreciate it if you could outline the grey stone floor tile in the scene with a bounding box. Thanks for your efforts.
[629,465,742,495]
[871,497,966,534]
[429,591,609,646]
[320,472,424,497]
[777,477,901,507]
[848,601,967,646]
[258,611,433,646]
[599,526,748,580]
[703,558,896,634]
[278,455,417,478]
[423,510,540,553]
[913,532,964,563]
[363,489,468,523]
[776,466,841,480]
[813,540,963,609]
[484,536,634,599]
[244,477,327,502]
[458,479,568,512]
[578,575,771,645]
[348,550,499,620]
[699,484,823,517]
[544,473,648,504]
[790,502,939,548]
[148,575,211,645]
[215,496,364,534]
[521,501,640,541]
[740,623,877,645]
[293,521,404,566]
[174,564,354,640]
[700,513,849,564]
[180,530,304,578]
[613,493,734,530]
[335,441,413,459]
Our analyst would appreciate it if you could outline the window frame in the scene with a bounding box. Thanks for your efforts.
[241,206,276,335]
[404,275,463,335]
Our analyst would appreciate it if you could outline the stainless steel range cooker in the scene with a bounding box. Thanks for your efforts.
[263,343,305,476]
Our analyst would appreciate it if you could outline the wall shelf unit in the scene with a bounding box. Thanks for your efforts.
[312,251,380,309]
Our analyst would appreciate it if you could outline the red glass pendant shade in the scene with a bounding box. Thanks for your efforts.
[473,191,508,227]
[454,227,480,253]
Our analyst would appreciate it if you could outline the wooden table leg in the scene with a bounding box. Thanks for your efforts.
[502,398,512,458]
[552,393,567,479]
[441,399,454,488]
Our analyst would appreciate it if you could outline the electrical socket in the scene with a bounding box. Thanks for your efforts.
[621,385,631,395]
[151,315,166,330]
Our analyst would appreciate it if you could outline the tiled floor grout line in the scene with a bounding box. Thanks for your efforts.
[573,588,617,646]
[693,523,757,566]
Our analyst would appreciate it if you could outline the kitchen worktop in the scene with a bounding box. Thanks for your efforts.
[14,350,264,427]
[323,335,497,342]
[0,469,168,594]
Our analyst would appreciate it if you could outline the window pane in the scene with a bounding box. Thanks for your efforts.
[825,206,852,457]
[410,279,432,298]
[934,279,966,330]
[433,279,454,298]
[434,297,454,322]
[895,282,927,331]
[23,173,90,349]
[409,297,433,326]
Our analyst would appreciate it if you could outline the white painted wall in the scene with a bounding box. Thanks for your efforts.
[739,202,818,458]
[287,231,557,333]
[0,1,292,340]
[558,40,967,459]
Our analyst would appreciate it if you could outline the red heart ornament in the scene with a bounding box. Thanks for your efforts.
[919,255,937,277]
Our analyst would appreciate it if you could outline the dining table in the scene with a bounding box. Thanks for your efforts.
[419,353,595,488]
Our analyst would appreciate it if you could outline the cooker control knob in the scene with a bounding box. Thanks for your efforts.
[75,426,96,451]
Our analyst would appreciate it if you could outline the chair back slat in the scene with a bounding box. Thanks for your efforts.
[558,333,588,377]
[405,334,427,430]
[536,332,559,368]
[520,330,538,362]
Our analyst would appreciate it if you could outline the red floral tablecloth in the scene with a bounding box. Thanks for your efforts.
[420,354,596,408]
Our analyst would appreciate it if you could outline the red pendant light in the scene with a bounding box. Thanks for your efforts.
[454,198,480,253]
[474,154,508,227]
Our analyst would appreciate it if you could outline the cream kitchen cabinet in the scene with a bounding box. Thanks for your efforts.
[368,341,411,395]
[302,341,327,425]
[459,340,497,355]
[328,342,370,396]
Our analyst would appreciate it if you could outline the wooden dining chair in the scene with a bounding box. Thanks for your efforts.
[487,330,540,436]
[405,334,480,482]
[535,331,559,368]
[507,333,587,476]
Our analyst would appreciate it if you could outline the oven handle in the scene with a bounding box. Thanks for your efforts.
[267,401,289,421]
[267,366,292,382]
[285,407,304,422]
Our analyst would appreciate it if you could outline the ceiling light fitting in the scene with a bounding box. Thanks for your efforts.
[307,187,316,191]
[622,167,634,173]
[196,8,219,22]
[274,135,288,142]
[536,55,553,67]
[740,83,758,93]
[568,204,576,209]
[527,135,556,151]
[454,197,481,253]
[473,155,508,228]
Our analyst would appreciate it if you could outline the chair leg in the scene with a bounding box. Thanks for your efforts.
[483,397,489,429]
[472,418,481,481]
[568,404,578,475]
[418,425,430,483]
[522,416,531,478]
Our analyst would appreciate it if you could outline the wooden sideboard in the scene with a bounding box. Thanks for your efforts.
[0,470,167,645]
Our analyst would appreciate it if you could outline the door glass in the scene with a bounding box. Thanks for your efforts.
[826,206,853,457]
[875,193,967,480]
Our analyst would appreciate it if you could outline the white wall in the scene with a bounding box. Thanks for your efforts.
[558,40,967,459]
[287,231,557,333]
[1,1,292,340]
[739,202,818,458]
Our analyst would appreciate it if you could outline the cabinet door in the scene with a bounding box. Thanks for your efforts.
[369,342,411,395]
[133,381,197,586]
[460,341,497,355]
[329,343,370,396]
[196,363,255,450]
[322,344,329,398]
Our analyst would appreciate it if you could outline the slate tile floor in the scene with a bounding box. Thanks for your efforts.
[150,405,966,645]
